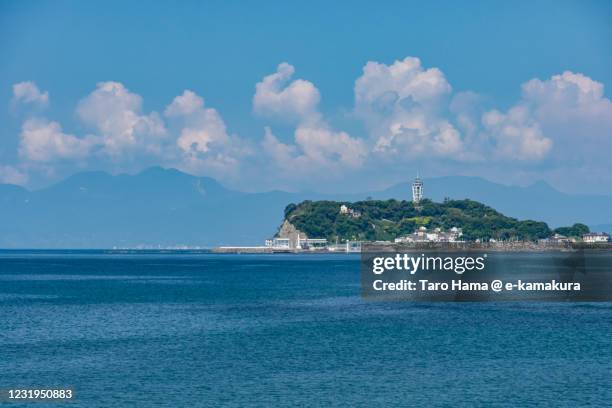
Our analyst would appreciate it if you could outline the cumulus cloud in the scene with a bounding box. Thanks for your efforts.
[12,81,49,108]
[354,57,464,159]
[9,82,247,182]
[253,62,321,123]
[164,90,205,117]
[255,63,366,176]
[481,107,552,161]
[165,90,230,154]
[165,90,249,177]
[261,127,297,166]
[19,119,95,162]
[523,71,606,107]
[77,82,166,156]
[294,125,366,168]
[6,63,612,193]
[0,165,28,185]
[478,71,612,163]
[521,71,612,148]
[353,58,612,164]
[176,127,224,155]
[464,70,612,190]
[355,57,451,107]
[262,125,366,176]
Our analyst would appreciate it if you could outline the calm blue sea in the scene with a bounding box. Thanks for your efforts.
[1,252,611,407]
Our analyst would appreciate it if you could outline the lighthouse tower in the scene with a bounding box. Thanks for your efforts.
[412,175,423,204]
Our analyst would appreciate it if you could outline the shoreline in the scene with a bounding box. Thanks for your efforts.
[213,242,612,254]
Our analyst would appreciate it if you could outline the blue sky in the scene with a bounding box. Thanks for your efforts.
[1,0,611,193]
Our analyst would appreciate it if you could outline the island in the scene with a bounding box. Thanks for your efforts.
[214,177,610,253]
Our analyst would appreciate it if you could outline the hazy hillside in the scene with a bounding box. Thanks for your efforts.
[0,167,610,248]
[0,168,297,248]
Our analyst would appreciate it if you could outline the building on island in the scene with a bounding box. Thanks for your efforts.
[582,232,610,243]
[265,235,328,250]
[265,220,328,250]
[539,233,575,245]
[339,204,361,218]
[264,237,291,249]
[327,240,362,253]
[550,233,573,243]
[298,236,328,249]
[412,175,423,204]
[394,226,463,243]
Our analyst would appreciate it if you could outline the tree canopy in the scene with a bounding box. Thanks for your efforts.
[553,223,590,238]
[283,199,555,242]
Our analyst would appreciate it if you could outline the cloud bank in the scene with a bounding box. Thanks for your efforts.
[4,58,612,193]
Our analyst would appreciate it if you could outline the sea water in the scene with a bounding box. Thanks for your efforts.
[1,252,611,407]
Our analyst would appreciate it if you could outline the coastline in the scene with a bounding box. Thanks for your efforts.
[213,241,612,254]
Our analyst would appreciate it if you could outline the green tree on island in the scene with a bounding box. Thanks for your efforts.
[282,199,558,243]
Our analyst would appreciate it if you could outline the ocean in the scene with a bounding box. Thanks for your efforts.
[1,252,611,407]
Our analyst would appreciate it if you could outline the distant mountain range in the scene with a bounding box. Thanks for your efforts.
[0,167,611,248]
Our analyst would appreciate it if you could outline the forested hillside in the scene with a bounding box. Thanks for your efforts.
[283,199,565,242]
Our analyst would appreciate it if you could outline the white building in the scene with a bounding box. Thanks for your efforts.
[448,227,463,242]
[297,236,328,249]
[582,232,610,243]
[265,238,291,249]
[552,233,573,243]
[265,235,328,250]
[412,176,423,204]
[395,226,463,243]
[339,204,361,218]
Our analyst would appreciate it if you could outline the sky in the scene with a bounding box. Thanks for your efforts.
[1,0,611,194]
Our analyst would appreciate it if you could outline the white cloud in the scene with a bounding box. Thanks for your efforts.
[12,81,49,108]
[165,90,249,178]
[481,106,552,161]
[354,57,464,159]
[19,119,95,162]
[295,125,366,168]
[479,71,612,163]
[11,83,249,183]
[7,65,612,193]
[523,71,605,106]
[165,90,230,155]
[353,58,611,164]
[256,64,367,176]
[75,84,245,176]
[253,63,321,123]
[261,127,297,165]
[521,71,612,147]
[176,125,227,155]
[77,82,166,155]
[0,165,28,185]
[355,57,451,108]
[261,125,366,177]
[164,90,205,117]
